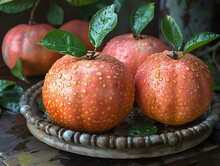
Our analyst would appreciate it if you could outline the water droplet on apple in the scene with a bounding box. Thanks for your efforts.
[155,69,160,78]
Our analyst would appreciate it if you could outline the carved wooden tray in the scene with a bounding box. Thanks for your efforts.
[20,80,220,159]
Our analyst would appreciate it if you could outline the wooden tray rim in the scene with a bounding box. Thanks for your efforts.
[19,80,220,158]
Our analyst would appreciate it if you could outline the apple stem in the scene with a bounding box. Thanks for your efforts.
[167,51,179,60]
[133,34,143,40]
[29,0,40,25]
[86,50,99,60]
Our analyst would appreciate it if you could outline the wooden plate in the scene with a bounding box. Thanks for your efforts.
[20,80,220,159]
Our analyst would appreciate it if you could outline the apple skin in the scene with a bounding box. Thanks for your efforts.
[135,50,213,125]
[102,33,169,77]
[42,54,135,132]
[1,24,63,76]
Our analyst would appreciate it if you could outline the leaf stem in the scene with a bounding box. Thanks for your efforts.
[29,0,41,25]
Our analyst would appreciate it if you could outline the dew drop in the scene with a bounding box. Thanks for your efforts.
[73,70,78,75]
[86,63,91,68]
[96,71,103,76]
[73,81,77,86]
[67,48,72,52]
[72,64,78,70]
[64,65,68,69]
[67,75,72,81]
[182,74,186,79]
[58,73,62,79]
[155,69,160,78]
[67,82,71,87]
[199,65,204,70]
[165,78,170,82]
[52,82,57,87]
[156,64,161,68]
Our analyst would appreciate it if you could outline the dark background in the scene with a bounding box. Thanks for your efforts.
[0,0,219,64]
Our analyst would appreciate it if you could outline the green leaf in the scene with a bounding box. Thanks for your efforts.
[38,98,46,113]
[205,60,220,91]
[0,0,13,5]
[161,15,183,51]
[183,32,220,55]
[0,80,24,112]
[0,80,15,92]
[47,2,64,25]
[11,58,29,83]
[128,121,158,137]
[66,0,97,6]
[39,29,87,57]
[213,80,220,92]
[114,0,125,13]
[0,0,36,13]
[89,4,118,48]
[131,2,155,35]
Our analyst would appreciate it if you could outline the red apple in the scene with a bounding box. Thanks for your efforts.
[135,50,213,125]
[2,24,63,76]
[101,33,169,77]
[42,53,135,132]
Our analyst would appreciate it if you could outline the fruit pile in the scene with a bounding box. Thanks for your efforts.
[1,1,96,79]
[38,3,219,134]
[1,1,219,134]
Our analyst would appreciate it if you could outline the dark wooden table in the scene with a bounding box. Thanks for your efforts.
[1,64,220,166]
